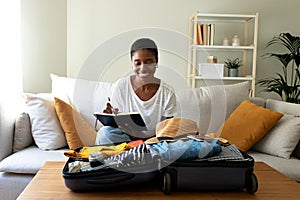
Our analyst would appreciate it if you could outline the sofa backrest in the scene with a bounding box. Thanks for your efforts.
[266,99,300,116]
[51,75,252,135]
[250,96,266,108]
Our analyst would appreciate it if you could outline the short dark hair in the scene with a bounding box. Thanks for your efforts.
[130,38,158,62]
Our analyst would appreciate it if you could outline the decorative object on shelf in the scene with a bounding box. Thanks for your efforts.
[198,63,224,78]
[207,56,217,63]
[232,35,240,46]
[222,37,229,46]
[257,32,300,104]
[224,58,243,77]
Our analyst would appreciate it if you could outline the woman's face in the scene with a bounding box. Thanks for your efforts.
[131,49,157,81]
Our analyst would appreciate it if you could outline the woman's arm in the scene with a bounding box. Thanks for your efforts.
[162,90,177,120]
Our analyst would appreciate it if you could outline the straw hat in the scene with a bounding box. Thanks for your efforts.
[145,118,199,144]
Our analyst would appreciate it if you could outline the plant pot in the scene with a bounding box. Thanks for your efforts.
[228,68,238,77]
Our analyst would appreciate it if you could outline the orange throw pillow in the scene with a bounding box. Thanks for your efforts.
[217,100,283,151]
[54,97,97,149]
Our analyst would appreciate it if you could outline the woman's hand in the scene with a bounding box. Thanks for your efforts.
[103,102,119,114]
[102,102,112,114]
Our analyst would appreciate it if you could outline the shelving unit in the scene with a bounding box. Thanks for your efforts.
[187,12,258,96]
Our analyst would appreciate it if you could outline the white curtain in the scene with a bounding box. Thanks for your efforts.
[0,0,22,102]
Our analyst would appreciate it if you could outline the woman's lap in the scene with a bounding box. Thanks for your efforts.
[95,126,131,145]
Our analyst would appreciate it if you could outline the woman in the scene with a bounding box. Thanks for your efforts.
[95,38,177,145]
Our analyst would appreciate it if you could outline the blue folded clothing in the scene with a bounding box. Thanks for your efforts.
[151,139,222,162]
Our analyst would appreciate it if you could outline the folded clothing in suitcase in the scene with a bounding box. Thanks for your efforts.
[161,144,258,194]
[62,138,222,192]
[62,143,161,191]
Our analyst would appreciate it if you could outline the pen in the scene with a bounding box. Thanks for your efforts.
[107,97,119,114]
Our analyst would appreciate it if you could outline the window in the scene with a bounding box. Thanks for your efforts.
[0,0,22,101]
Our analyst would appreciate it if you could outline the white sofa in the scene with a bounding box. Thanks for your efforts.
[0,75,300,200]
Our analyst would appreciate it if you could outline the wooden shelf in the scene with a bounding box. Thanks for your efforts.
[195,13,257,23]
[193,45,255,50]
[187,12,259,97]
[194,76,253,81]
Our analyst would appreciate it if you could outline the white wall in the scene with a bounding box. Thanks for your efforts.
[22,0,300,99]
[21,0,66,93]
[67,0,300,98]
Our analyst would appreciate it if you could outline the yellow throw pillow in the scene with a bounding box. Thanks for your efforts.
[54,97,97,150]
[217,100,283,152]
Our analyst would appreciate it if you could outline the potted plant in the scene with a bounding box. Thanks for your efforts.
[257,32,300,104]
[224,58,243,77]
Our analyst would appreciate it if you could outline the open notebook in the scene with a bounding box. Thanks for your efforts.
[94,112,147,131]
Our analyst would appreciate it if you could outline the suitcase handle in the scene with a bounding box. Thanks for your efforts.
[86,173,135,185]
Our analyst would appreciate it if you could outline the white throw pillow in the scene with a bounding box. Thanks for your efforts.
[253,114,300,159]
[13,112,34,152]
[176,81,250,134]
[50,74,114,129]
[24,93,67,150]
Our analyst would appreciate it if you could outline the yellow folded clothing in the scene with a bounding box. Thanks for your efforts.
[64,142,134,159]
[205,133,229,145]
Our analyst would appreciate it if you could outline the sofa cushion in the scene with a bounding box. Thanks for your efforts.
[24,93,67,150]
[217,100,283,152]
[13,112,34,152]
[176,81,250,134]
[252,114,300,158]
[54,97,97,149]
[0,145,68,174]
[248,150,300,182]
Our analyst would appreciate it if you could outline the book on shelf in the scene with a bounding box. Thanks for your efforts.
[202,23,208,45]
[195,23,200,45]
[207,24,211,45]
[94,112,147,131]
[209,24,215,45]
[196,23,203,45]
[196,23,215,46]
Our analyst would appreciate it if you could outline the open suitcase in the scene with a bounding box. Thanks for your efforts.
[62,143,258,194]
[161,144,258,194]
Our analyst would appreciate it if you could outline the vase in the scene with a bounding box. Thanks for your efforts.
[232,35,240,46]
[222,37,229,46]
[228,68,238,77]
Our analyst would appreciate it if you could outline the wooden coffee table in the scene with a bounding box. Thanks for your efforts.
[17,161,300,200]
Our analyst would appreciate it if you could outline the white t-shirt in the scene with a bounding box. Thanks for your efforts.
[111,76,177,138]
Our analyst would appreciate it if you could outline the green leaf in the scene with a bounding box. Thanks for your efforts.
[258,32,300,104]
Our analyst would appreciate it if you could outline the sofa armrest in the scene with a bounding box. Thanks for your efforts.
[0,99,20,161]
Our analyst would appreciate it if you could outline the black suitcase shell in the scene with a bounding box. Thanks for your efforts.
[62,144,161,192]
[161,150,258,194]
[62,157,160,191]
